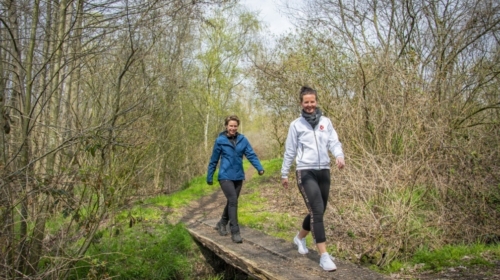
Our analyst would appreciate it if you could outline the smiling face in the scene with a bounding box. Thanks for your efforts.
[301,93,317,114]
[226,120,239,136]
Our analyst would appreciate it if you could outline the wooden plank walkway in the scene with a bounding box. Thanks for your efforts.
[186,218,391,280]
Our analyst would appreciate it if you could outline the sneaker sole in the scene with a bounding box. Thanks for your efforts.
[320,263,337,272]
[321,267,337,272]
[232,236,243,243]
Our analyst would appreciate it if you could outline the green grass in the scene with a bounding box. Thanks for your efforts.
[64,173,223,279]
[69,223,195,279]
[384,243,500,274]
[239,188,297,239]
[142,174,219,208]
[255,158,282,178]
[239,159,300,241]
[412,243,498,271]
[115,205,165,223]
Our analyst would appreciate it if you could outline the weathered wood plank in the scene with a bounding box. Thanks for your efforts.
[186,219,391,280]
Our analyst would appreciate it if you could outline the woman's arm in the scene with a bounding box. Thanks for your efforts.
[281,122,298,179]
[207,140,222,184]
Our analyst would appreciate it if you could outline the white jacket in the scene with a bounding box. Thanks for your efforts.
[281,116,344,178]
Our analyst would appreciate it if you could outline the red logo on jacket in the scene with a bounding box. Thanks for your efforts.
[320,125,324,130]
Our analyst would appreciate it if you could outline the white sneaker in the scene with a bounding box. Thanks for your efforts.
[320,253,337,271]
[293,232,309,254]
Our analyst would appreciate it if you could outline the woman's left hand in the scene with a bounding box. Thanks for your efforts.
[258,170,265,176]
[336,157,345,170]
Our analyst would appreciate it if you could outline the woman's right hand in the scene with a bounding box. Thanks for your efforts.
[336,157,345,170]
[281,178,288,189]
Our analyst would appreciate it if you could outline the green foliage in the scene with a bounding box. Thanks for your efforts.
[384,243,500,274]
[412,244,496,271]
[71,223,195,279]
[487,184,500,213]
[66,173,223,279]
[391,132,404,155]
[115,206,164,223]
[143,175,219,208]
[385,260,404,273]
[256,158,282,177]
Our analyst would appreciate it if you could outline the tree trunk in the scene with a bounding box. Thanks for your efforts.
[205,112,210,152]
[46,0,67,177]
[22,0,43,275]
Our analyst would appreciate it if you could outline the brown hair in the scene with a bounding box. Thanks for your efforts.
[224,115,240,126]
[299,86,318,102]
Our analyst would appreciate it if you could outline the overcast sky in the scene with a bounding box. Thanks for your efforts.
[240,0,299,36]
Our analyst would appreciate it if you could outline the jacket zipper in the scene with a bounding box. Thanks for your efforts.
[313,129,320,169]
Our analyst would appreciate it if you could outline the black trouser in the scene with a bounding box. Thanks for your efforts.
[219,180,243,234]
[296,169,331,244]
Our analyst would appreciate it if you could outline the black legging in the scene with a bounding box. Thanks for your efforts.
[219,180,243,233]
[296,169,331,244]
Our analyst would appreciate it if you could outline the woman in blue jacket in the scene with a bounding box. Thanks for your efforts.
[207,115,264,243]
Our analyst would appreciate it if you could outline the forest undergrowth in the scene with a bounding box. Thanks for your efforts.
[63,158,500,279]
[234,159,500,279]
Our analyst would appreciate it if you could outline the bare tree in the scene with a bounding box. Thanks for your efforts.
[1,0,235,277]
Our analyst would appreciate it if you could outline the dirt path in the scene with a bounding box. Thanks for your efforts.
[179,168,256,225]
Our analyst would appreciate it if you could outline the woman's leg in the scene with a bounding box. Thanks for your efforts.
[315,169,331,253]
[220,180,243,242]
[219,180,232,226]
[296,170,330,245]
[296,170,336,271]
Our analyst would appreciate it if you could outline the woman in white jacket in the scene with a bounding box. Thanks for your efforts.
[281,86,345,272]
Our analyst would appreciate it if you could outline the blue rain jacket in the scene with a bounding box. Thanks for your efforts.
[207,132,263,183]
